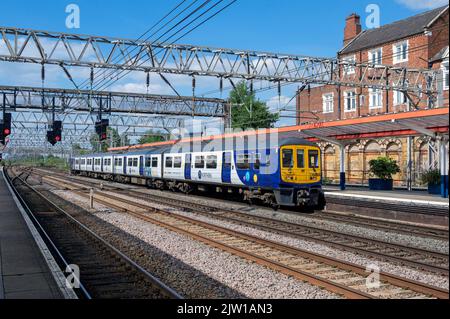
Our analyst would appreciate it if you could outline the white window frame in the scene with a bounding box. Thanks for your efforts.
[368,47,383,65]
[442,61,449,91]
[369,88,383,109]
[343,55,356,75]
[344,90,357,112]
[393,90,408,106]
[393,40,409,64]
[322,93,334,114]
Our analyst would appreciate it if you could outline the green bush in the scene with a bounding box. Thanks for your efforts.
[369,157,400,180]
[420,169,441,186]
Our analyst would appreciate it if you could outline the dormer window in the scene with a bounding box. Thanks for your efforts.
[393,40,409,64]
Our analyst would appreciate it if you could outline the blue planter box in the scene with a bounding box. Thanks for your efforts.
[369,179,393,191]
[428,183,441,195]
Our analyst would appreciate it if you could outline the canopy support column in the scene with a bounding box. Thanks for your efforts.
[340,145,346,191]
[439,137,448,198]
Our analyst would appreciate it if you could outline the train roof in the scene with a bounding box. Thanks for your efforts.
[76,135,317,157]
[114,134,317,154]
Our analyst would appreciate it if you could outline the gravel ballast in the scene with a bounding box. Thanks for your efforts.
[52,189,340,299]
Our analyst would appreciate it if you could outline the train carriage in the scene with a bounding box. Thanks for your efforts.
[71,136,325,210]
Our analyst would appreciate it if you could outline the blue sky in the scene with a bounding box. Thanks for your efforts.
[0,0,448,127]
[0,0,447,56]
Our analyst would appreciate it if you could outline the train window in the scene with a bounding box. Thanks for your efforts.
[206,155,217,169]
[165,157,173,168]
[195,156,205,169]
[282,149,294,168]
[114,158,118,166]
[128,158,133,167]
[297,150,305,168]
[119,158,123,166]
[133,158,139,167]
[152,157,158,168]
[308,150,320,169]
[254,154,261,170]
[174,157,182,168]
[145,157,151,167]
[237,154,250,170]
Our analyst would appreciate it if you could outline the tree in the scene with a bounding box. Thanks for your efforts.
[229,81,279,130]
[90,127,124,152]
[137,130,166,145]
[71,143,90,155]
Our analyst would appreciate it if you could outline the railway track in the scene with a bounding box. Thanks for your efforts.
[6,168,182,300]
[33,167,449,240]
[34,170,450,276]
[30,170,449,299]
[313,211,449,241]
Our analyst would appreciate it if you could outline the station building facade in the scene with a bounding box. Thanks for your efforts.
[297,6,449,186]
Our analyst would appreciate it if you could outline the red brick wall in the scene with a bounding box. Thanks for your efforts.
[428,10,449,61]
[297,9,449,125]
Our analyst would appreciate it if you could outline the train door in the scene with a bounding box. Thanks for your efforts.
[123,157,127,175]
[185,154,191,180]
[139,156,144,176]
[222,152,232,184]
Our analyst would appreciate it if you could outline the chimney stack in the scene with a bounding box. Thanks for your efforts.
[344,13,362,46]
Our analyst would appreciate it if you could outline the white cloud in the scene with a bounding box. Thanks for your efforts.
[395,0,448,10]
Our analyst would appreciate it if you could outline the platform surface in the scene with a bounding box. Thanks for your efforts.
[324,186,449,207]
[0,170,64,299]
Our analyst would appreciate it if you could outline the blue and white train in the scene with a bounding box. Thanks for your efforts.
[71,137,326,210]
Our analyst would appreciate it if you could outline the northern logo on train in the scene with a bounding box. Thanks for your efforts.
[198,170,202,180]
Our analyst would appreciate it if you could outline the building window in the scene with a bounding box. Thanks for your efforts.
[393,90,408,105]
[369,48,382,65]
[344,91,357,112]
[322,93,334,113]
[393,40,408,64]
[369,88,383,109]
[343,55,356,75]
[443,61,449,90]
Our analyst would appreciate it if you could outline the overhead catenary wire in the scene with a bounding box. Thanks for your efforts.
[92,0,222,91]
[94,0,238,92]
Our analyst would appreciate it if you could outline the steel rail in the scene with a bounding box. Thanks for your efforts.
[36,172,449,299]
[33,169,450,275]
[6,168,183,299]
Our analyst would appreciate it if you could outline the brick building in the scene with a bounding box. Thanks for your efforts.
[297,6,449,186]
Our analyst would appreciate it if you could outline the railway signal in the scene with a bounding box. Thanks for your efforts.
[47,120,62,146]
[0,113,12,145]
[95,119,109,141]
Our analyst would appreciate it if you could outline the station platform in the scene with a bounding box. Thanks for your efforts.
[0,167,74,299]
[324,186,449,207]
[323,186,449,226]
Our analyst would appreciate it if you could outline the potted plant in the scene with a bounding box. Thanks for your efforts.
[368,157,400,191]
[420,169,441,195]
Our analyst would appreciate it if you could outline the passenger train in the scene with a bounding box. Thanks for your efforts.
[71,136,326,211]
